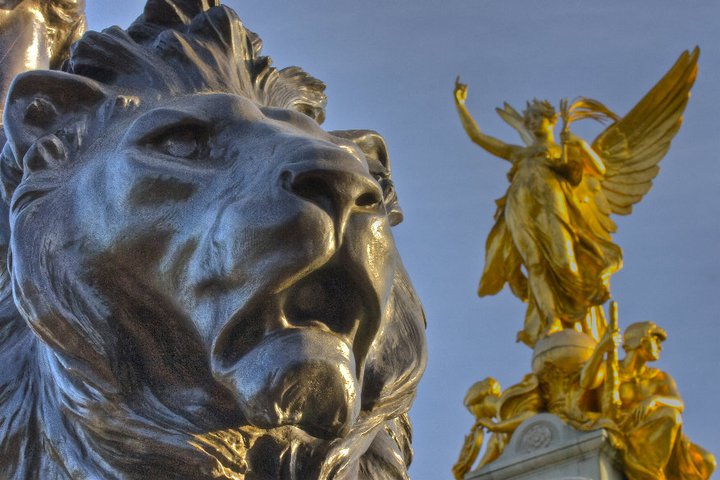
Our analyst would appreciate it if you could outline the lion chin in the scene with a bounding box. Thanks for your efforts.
[218,328,360,440]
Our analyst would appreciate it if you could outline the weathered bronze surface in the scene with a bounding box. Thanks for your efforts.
[453,49,716,480]
[0,1,427,478]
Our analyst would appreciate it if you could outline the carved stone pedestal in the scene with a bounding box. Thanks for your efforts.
[465,414,624,480]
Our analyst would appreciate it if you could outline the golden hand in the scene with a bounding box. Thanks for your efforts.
[455,75,468,105]
[560,130,580,145]
[598,329,622,354]
[474,418,496,431]
[630,398,658,424]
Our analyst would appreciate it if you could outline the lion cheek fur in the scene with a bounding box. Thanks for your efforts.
[214,329,360,440]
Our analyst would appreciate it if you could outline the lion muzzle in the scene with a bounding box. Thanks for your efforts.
[214,328,361,440]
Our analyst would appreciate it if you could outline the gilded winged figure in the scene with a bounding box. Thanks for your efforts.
[454,49,699,347]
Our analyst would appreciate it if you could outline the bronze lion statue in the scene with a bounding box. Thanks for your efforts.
[0,1,427,478]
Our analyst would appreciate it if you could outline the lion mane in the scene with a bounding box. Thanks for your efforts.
[0,1,426,479]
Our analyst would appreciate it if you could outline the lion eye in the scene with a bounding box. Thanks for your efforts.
[151,125,209,160]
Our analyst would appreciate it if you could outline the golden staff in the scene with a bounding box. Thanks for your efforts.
[602,301,622,420]
[559,98,570,164]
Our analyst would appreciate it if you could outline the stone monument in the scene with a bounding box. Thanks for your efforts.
[466,413,625,480]
[0,1,427,478]
[452,49,717,480]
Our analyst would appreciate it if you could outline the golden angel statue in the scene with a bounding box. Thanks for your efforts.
[454,49,699,347]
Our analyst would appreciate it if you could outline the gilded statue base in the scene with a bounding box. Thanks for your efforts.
[465,413,624,480]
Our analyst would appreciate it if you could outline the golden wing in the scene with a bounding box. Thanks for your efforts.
[496,102,534,146]
[593,48,699,216]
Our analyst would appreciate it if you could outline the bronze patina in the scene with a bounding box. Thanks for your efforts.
[0,1,427,479]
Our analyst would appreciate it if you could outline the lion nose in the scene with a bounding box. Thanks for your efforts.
[282,165,384,241]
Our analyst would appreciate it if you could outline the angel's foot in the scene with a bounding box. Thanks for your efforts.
[542,318,564,337]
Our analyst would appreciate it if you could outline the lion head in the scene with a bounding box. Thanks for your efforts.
[0,1,426,479]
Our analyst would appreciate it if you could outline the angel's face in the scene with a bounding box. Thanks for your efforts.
[525,113,556,139]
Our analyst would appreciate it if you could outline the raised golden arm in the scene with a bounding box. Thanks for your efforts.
[454,76,518,161]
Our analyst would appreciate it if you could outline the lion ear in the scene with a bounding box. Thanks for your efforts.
[330,129,403,226]
[3,70,109,174]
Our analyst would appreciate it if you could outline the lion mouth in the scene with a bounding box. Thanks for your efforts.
[281,261,380,377]
[212,255,383,439]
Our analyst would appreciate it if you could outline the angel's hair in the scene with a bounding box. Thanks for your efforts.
[523,99,557,124]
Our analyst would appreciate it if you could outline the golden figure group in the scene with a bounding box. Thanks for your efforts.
[453,317,716,480]
[452,48,716,480]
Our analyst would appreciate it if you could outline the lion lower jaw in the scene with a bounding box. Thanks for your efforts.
[192,424,333,479]
[214,328,361,440]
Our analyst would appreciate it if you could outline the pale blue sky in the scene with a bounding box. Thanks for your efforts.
[87,2,720,479]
